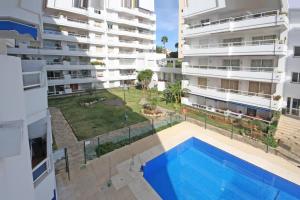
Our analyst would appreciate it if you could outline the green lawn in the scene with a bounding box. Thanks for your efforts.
[49,88,148,140]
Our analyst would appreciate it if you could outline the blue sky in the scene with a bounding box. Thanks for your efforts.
[155,0,178,51]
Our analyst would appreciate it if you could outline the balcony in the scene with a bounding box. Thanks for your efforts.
[8,46,106,58]
[184,39,287,56]
[184,10,288,37]
[23,72,43,90]
[42,30,106,45]
[48,74,97,86]
[43,15,105,33]
[182,65,284,83]
[184,84,281,110]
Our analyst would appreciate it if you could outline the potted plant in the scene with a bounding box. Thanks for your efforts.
[273,95,281,101]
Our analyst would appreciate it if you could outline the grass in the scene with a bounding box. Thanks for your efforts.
[49,88,148,140]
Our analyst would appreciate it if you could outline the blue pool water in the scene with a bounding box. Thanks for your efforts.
[143,137,300,200]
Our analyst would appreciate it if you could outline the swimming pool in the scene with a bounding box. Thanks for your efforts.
[143,137,300,200]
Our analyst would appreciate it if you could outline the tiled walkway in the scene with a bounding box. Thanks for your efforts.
[51,118,300,200]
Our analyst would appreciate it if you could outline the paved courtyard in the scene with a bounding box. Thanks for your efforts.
[51,115,300,200]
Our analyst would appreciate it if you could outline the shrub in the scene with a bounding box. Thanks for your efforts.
[90,61,105,66]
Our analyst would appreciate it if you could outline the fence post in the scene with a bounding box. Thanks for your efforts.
[128,127,131,144]
[64,148,70,181]
[152,119,155,134]
[231,122,234,139]
[83,141,87,165]
[185,114,187,121]
[205,112,207,129]
[97,136,100,147]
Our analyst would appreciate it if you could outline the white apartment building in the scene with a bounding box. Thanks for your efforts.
[5,0,162,95]
[284,8,300,117]
[179,0,300,121]
[0,1,57,200]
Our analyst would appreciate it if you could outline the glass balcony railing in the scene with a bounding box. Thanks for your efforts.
[188,10,279,29]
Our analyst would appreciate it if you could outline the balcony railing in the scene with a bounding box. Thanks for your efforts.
[188,10,279,29]
[44,30,62,35]
[70,75,95,79]
[185,65,276,72]
[23,72,42,90]
[32,158,49,183]
[48,76,64,80]
[189,84,273,99]
[189,39,279,49]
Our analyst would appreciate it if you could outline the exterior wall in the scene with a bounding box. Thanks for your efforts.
[181,0,289,120]
[3,0,172,96]
[283,9,300,114]
[0,55,35,200]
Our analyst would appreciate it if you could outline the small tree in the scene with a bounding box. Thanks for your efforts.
[163,81,188,104]
[175,42,178,52]
[137,69,153,90]
[156,46,163,53]
[161,36,168,52]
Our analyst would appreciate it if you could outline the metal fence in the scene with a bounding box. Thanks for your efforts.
[83,113,184,162]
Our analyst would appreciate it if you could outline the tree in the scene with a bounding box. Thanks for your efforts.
[156,46,163,53]
[137,69,153,90]
[175,42,178,52]
[163,81,189,104]
[161,36,168,50]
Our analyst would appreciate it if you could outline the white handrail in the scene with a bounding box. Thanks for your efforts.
[189,39,280,49]
[185,65,276,72]
[188,10,279,29]
[188,84,275,99]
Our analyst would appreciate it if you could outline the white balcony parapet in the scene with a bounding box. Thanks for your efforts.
[23,72,42,90]
[184,10,288,37]
[185,84,282,110]
[182,65,283,82]
[184,39,287,56]
[32,158,50,184]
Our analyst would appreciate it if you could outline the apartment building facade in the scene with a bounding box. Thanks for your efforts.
[5,0,162,95]
[0,1,58,200]
[178,0,300,121]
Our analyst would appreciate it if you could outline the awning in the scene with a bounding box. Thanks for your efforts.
[0,20,37,40]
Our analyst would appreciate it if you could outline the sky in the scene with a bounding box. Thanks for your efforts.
[290,0,300,8]
[155,0,178,51]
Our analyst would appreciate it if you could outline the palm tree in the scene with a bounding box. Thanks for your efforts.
[161,36,168,52]
[175,42,178,52]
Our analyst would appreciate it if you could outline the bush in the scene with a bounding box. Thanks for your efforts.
[263,134,278,148]
[90,61,105,66]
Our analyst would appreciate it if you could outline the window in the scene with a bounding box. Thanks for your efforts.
[223,59,240,67]
[251,59,274,68]
[107,23,113,29]
[198,77,207,87]
[252,35,276,45]
[294,47,300,57]
[221,79,239,91]
[222,38,242,46]
[292,72,300,83]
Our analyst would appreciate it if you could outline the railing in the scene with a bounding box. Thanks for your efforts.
[44,46,62,50]
[70,75,95,79]
[48,76,64,80]
[185,65,276,72]
[188,10,279,29]
[283,108,300,117]
[68,32,89,38]
[190,103,272,123]
[32,158,49,183]
[46,61,63,65]
[188,84,274,99]
[66,17,88,24]
[189,39,280,49]
[23,72,42,90]
[44,29,62,35]
[94,9,101,15]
